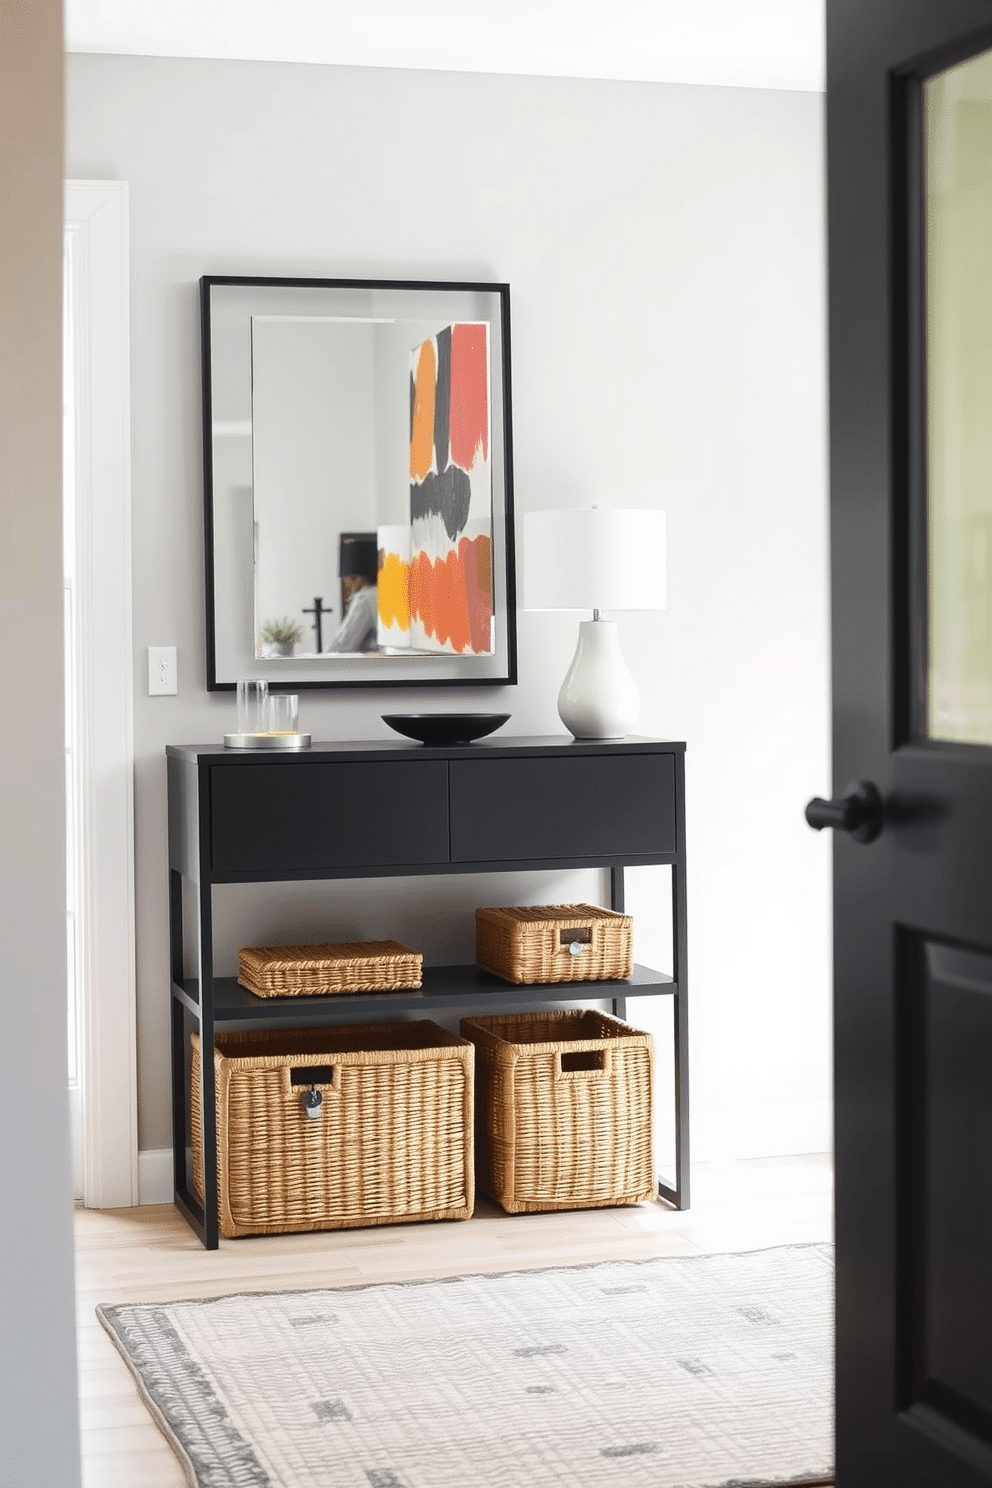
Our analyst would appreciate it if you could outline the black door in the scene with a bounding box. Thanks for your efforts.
[824,1,992,1483]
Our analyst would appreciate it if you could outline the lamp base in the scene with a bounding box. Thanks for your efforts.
[557,619,640,739]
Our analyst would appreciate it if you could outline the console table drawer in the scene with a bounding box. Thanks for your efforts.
[210,761,449,873]
[449,753,676,862]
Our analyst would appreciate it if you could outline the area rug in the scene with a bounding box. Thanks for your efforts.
[97,1242,834,1488]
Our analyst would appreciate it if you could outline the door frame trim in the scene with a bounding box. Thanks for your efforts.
[64,179,137,1209]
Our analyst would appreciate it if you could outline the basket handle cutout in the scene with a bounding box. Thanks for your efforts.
[559,925,593,957]
[283,1065,339,1097]
[559,1049,608,1076]
[290,1065,337,1087]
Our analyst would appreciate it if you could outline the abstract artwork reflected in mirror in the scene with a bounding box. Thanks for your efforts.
[201,277,516,690]
[409,322,493,655]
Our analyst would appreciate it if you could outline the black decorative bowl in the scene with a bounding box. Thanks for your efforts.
[381,713,511,747]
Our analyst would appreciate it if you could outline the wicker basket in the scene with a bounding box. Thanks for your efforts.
[191,1021,474,1238]
[475,904,633,984]
[460,1009,654,1214]
[237,940,423,998]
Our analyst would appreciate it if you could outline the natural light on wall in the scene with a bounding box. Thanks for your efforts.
[925,45,992,744]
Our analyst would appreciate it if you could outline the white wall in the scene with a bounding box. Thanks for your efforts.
[0,4,82,1483]
[65,53,831,1166]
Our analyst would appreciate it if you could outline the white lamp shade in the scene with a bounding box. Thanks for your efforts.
[522,508,667,612]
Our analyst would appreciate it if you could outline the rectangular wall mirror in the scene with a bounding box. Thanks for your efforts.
[201,276,516,689]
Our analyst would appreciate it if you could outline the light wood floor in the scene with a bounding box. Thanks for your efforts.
[74,1154,833,1487]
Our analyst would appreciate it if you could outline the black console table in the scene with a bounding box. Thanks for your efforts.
[167,735,689,1249]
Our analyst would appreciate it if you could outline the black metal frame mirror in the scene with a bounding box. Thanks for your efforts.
[201,275,516,689]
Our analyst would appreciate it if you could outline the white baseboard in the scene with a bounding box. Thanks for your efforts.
[688,1100,832,1165]
[137,1147,174,1205]
[137,1102,831,1208]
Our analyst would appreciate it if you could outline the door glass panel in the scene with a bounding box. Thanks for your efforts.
[925,48,992,743]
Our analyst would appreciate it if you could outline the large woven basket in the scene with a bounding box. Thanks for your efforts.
[191,1021,474,1238]
[475,904,633,984]
[460,1009,654,1214]
[237,940,423,997]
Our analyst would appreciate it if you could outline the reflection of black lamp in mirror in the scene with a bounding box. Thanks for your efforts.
[328,533,379,653]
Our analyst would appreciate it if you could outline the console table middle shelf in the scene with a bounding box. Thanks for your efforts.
[167,734,689,1249]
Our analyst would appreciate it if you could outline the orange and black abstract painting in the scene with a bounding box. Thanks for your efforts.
[408,322,494,654]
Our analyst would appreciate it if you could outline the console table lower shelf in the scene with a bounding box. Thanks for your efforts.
[171,962,674,1020]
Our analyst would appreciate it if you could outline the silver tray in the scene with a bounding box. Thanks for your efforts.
[223,732,312,751]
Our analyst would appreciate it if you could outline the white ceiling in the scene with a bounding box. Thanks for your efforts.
[64,0,826,93]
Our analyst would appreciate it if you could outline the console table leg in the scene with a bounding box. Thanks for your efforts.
[169,985,186,1200]
[659,754,690,1210]
[610,867,627,1019]
[169,870,185,1200]
[196,874,219,1250]
[671,851,690,1210]
[663,978,690,1210]
[610,865,625,914]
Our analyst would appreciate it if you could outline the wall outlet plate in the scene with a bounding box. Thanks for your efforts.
[148,646,177,696]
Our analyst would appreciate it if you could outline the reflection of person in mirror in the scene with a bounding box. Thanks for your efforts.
[327,535,379,652]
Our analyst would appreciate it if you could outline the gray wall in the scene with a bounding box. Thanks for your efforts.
[65,53,831,1164]
[0,4,82,1482]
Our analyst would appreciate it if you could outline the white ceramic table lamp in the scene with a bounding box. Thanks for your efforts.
[523,507,667,739]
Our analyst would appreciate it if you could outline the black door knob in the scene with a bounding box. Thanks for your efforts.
[805,780,883,843]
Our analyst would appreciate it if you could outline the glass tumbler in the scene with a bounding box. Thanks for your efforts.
[266,693,299,736]
[236,679,268,737]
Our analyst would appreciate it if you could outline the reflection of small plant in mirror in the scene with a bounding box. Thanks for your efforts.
[259,617,304,645]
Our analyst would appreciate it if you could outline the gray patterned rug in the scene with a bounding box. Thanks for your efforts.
[98,1243,834,1488]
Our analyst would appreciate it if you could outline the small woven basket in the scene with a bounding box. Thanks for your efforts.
[191,1021,474,1238]
[475,904,633,984]
[237,939,423,997]
[461,1009,654,1214]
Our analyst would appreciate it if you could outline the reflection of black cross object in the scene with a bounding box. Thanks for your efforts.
[302,597,331,653]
